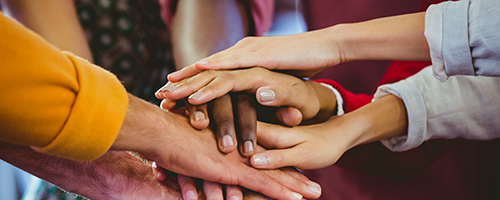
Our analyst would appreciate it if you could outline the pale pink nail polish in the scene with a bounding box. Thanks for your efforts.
[253,154,268,166]
[259,89,275,102]
[222,135,234,147]
[194,111,205,121]
[189,90,202,100]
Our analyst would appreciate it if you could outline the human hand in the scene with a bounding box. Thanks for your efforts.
[152,152,318,200]
[112,94,321,200]
[167,28,344,82]
[156,67,337,125]
[249,95,409,170]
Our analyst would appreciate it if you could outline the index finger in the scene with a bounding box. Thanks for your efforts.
[167,64,203,83]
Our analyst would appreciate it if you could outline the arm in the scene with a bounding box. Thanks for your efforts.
[0,0,93,61]
[0,12,317,199]
[376,67,500,151]
[426,0,500,81]
[0,143,183,200]
[168,12,430,80]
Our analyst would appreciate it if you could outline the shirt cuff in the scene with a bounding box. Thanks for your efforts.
[373,68,431,152]
[319,83,344,116]
[425,2,448,82]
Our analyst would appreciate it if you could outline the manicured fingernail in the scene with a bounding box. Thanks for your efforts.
[222,135,234,147]
[189,90,202,100]
[244,141,254,154]
[229,196,240,200]
[157,84,179,92]
[185,190,197,200]
[197,60,208,65]
[292,192,303,200]
[259,89,275,102]
[253,154,268,166]
[309,181,322,196]
[194,111,205,121]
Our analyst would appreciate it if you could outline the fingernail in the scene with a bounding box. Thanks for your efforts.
[253,154,268,166]
[244,141,254,154]
[185,190,197,200]
[292,192,303,200]
[309,181,322,196]
[189,90,202,100]
[222,135,234,147]
[259,89,275,102]
[243,141,253,153]
[194,111,205,121]
[152,162,158,169]
[197,60,208,65]
[229,196,240,200]
[158,84,179,92]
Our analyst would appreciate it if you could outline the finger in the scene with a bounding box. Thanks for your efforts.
[177,175,198,200]
[186,102,210,130]
[210,94,237,153]
[167,65,203,83]
[256,86,318,119]
[202,181,224,200]
[160,99,178,111]
[262,169,322,199]
[255,122,301,149]
[279,167,310,182]
[151,162,166,181]
[185,68,271,105]
[234,93,257,157]
[274,107,303,126]
[155,81,178,99]
[225,185,243,200]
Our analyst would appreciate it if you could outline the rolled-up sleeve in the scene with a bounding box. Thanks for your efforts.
[375,67,500,152]
[0,12,128,161]
[427,0,500,79]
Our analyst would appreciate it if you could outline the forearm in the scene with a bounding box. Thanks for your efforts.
[345,94,408,149]
[331,12,430,63]
[1,0,93,61]
[171,0,249,69]
[0,142,183,200]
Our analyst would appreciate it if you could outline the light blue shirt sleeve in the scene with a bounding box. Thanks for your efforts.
[427,0,500,78]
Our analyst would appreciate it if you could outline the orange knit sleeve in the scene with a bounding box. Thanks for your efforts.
[0,12,128,161]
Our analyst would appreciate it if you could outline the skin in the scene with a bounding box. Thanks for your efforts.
[156,67,338,125]
[3,1,316,198]
[167,12,430,81]
[110,94,321,200]
[0,0,93,61]
[168,0,254,198]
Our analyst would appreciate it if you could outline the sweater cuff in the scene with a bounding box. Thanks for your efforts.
[34,52,129,161]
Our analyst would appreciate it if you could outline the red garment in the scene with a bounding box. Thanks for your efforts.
[310,60,500,199]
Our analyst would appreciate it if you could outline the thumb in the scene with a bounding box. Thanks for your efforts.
[256,86,319,119]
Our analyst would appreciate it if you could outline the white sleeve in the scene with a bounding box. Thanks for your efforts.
[319,83,344,116]
[374,67,500,152]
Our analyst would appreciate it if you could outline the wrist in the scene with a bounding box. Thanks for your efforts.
[111,94,173,161]
[344,95,408,149]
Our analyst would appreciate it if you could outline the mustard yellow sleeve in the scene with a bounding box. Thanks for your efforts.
[0,12,128,161]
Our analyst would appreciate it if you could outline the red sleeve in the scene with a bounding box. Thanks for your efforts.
[314,61,451,182]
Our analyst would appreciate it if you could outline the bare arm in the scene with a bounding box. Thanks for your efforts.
[171,0,249,69]
[1,0,93,61]
[0,142,183,200]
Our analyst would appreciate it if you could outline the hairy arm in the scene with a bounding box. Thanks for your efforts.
[0,142,183,200]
